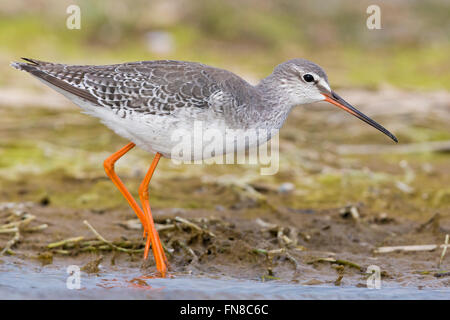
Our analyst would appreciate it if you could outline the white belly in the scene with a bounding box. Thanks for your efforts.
[91,107,273,161]
[33,76,274,160]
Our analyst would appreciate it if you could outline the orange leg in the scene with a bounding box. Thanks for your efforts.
[138,152,168,276]
[103,142,152,260]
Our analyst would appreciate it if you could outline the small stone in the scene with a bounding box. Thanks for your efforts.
[278,182,295,194]
[81,256,103,274]
[356,283,366,288]
[37,252,53,265]
[375,212,394,224]
[255,218,277,229]
[339,205,360,220]
[302,279,324,286]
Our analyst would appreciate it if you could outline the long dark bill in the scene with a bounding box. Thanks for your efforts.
[322,91,398,143]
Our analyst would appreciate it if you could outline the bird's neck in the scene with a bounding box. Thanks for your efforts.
[251,75,295,130]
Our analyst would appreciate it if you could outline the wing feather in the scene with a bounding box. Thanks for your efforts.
[12,58,254,118]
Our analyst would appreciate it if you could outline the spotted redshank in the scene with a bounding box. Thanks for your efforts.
[12,58,397,276]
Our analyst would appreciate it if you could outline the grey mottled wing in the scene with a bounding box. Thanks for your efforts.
[12,58,251,118]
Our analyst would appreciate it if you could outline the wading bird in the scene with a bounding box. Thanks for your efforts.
[12,58,397,276]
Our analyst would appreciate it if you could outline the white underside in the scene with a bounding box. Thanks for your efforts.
[35,77,273,160]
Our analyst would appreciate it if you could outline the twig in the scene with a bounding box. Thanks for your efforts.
[307,257,362,271]
[0,214,35,230]
[267,248,285,260]
[47,236,84,249]
[175,216,202,231]
[83,220,143,253]
[252,248,268,256]
[175,240,198,264]
[438,234,449,269]
[0,227,18,234]
[175,216,215,237]
[285,251,299,271]
[0,205,50,255]
[277,227,284,247]
[375,244,450,253]
[24,224,48,232]
[156,224,176,232]
[53,249,70,255]
[0,214,37,255]
[0,229,20,255]
[80,240,104,247]
[335,259,362,270]
[255,218,277,230]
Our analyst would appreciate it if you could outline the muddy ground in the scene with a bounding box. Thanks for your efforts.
[0,87,450,290]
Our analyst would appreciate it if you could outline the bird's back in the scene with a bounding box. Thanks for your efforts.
[12,58,256,117]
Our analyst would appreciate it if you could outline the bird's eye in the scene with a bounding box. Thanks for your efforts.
[303,74,314,83]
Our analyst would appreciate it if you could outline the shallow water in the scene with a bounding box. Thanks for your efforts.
[0,260,448,300]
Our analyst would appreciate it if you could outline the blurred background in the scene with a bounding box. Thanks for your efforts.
[1,0,449,88]
[0,0,449,217]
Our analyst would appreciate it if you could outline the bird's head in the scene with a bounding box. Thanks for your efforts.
[269,58,398,143]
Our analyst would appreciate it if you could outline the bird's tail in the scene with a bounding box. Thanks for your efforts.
[10,57,51,72]
[10,57,98,105]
